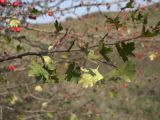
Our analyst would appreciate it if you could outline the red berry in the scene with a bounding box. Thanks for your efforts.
[13,1,19,7]
[0,0,6,6]
[8,65,16,71]
[15,27,21,32]
[48,11,53,16]
[10,27,15,32]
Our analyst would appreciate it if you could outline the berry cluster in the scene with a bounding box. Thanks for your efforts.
[48,11,54,16]
[8,65,16,71]
[0,0,54,31]
[10,27,21,32]
[0,0,6,6]
[0,0,21,7]
[13,0,21,7]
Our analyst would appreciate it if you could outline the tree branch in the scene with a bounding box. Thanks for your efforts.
[0,35,142,62]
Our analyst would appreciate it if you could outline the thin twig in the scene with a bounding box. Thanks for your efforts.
[98,60,117,68]
[0,35,142,62]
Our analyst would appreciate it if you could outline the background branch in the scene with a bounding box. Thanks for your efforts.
[0,34,142,62]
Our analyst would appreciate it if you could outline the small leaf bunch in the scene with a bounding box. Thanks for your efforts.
[9,19,21,32]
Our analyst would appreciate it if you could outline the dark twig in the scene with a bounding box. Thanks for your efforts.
[67,39,76,52]
[98,60,117,68]
[0,35,142,62]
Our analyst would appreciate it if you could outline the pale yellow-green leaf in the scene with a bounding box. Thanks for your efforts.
[127,29,131,34]
[91,67,104,83]
[35,85,43,92]
[78,67,103,88]
[64,63,69,68]
[42,102,48,108]
[48,45,53,51]
[28,60,49,80]
[70,113,78,120]
[87,50,100,63]
[81,67,89,72]
[148,51,157,61]
[79,73,94,88]
[10,94,18,105]
[9,19,20,27]
[43,56,53,65]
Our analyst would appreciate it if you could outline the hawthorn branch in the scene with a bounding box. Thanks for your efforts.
[48,0,125,12]
[1,0,125,22]
[0,34,142,62]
